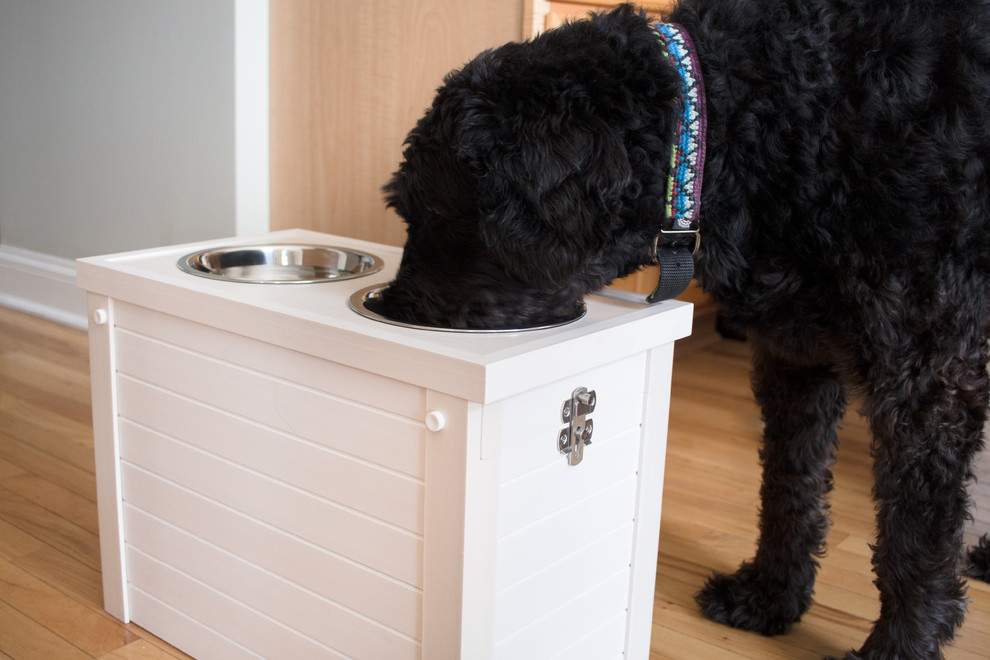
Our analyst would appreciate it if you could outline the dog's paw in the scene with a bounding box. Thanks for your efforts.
[695,562,809,636]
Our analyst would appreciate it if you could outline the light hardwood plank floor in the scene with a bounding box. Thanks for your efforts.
[1,305,988,659]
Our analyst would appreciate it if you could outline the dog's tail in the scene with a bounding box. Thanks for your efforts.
[966,535,990,582]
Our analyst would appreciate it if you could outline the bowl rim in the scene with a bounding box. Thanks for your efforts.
[176,243,385,284]
[348,283,587,333]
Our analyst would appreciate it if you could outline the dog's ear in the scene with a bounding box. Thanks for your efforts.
[458,108,633,293]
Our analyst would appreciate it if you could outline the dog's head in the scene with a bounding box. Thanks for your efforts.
[380,5,681,329]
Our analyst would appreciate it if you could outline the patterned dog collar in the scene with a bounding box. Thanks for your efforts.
[647,22,707,303]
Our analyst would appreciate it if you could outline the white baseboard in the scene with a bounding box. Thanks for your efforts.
[0,245,87,329]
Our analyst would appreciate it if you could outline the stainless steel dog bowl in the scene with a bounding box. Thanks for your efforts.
[178,244,384,283]
[348,284,587,333]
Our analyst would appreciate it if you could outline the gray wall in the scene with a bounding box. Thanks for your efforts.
[0,0,240,260]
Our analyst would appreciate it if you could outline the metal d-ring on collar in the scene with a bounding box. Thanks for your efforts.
[647,22,707,304]
[652,228,701,259]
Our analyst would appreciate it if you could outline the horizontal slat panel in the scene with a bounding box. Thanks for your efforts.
[128,588,265,660]
[482,353,645,466]
[120,420,424,587]
[495,475,636,592]
[126,506,420,659]
[493,567,632,659]
[115,329,426,478]
[118,376,424,533]
[554,612,628,660]
[127,547,349,659]
[123,463,421,638]
[497,428,641,537]
[494,524,634,642]
[115,301,426,419]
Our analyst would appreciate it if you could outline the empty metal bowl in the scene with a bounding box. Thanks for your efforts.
[177,244,384,283]
[348,284,587,333]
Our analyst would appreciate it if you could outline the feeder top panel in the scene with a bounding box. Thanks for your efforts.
[77,229,692,403]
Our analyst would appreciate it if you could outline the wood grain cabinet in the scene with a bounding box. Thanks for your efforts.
[269,1,524,247]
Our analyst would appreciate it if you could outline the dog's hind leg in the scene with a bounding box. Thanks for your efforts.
[847,318,989,660]
[696,346,846,635]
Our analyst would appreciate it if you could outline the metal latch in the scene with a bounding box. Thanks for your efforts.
[558,387,596,466]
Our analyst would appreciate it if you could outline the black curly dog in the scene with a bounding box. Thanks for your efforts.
[380,2,990,658]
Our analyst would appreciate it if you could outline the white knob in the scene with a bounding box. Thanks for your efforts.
[92,309,108,325]
[425,410,446,432]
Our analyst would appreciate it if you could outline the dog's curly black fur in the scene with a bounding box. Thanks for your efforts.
[382,1,990,657]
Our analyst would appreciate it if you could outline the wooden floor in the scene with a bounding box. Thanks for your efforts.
[1,304,988,659]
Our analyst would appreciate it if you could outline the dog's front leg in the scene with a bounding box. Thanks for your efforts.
[696,345,846,635]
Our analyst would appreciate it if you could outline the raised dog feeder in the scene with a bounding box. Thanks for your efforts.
[177,244,383,283]
[348,284,587,333]
[77,229,692,660]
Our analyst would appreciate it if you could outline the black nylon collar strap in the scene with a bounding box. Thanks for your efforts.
[649,242,696,302]
[647,22,707,303]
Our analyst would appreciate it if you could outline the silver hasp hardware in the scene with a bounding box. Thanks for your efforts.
[558,387,596,466]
